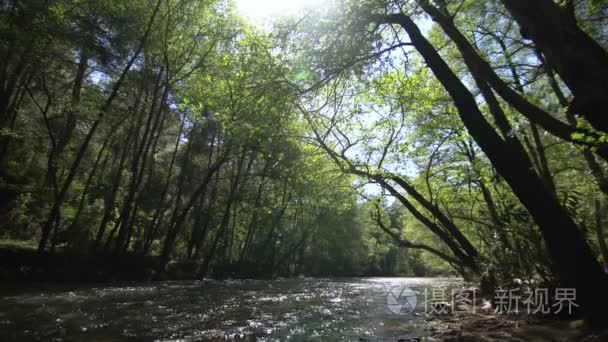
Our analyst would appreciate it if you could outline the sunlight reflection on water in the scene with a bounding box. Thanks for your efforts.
[0,277,462,341]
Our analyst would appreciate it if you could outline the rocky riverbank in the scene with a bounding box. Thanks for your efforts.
[425,308,606,341]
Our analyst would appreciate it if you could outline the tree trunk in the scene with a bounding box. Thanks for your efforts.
[198,151,246,277]
[37,0,163,252]
[159,147,230,270]
[92,123,136,251]
[377,12,608,328]
[239,160,270,261]
[114,71,167,253]
[415,0,608,160]
[66,132,112,242]
[594,200,608,274]
[501,0,608,133]
[193,175,220,260]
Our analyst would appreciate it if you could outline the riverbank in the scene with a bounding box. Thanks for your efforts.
[0,244,163,282]
[0,244,423,283]
[427,311,607,342]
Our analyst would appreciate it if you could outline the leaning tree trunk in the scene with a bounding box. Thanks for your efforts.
[198,151,246,277]
[37,0,163,252]
[159,147,230,271]
[594,200,608,274]
[415,0,608,162]
[376,12,608,329]
[500,0,608,133]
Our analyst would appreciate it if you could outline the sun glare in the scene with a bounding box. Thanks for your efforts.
[235,0,327,20]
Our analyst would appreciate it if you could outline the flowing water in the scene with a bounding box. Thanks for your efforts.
[0,277,462,341]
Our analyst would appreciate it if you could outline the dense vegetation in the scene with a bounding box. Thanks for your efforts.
[1,0,608,328]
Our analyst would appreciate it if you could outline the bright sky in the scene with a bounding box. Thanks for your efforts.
[232,0,424,203]
[234,0,328,20]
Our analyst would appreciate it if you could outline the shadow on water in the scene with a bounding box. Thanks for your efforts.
[0,277,462,341]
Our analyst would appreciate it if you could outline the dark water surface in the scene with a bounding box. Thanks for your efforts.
[0,277,462,341]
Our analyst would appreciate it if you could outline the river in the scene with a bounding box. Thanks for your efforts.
[0,277,462,341]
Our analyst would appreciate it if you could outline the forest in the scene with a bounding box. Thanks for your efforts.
[1,0,608,338]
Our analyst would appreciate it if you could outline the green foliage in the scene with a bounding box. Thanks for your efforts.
[2,0,607,283]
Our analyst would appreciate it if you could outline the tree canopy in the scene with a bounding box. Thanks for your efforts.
[1,0,608,329]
